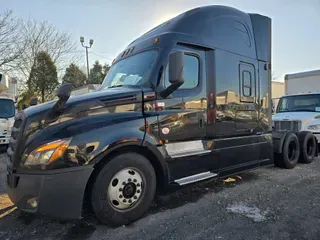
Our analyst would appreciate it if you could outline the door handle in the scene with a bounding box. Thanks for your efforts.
[199,115,205,128]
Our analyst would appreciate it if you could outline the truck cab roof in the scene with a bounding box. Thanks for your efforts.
[114,5,271,63]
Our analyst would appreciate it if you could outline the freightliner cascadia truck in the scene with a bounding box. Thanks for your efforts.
[6,5,318,226]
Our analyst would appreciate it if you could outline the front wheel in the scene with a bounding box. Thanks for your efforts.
[91,153,156,226]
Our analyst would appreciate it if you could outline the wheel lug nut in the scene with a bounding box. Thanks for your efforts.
[119,195,123,198]
[119,188,123,191]
[123,199,127,203]
[128,178,132,182]
[133,179,137,183]
[134,196,138,199]
[122,182,126,185]
[128,199,132,203]
[137,190,140,193]
[137,183,140,187]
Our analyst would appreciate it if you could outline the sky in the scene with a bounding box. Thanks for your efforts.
[2,0,320,81]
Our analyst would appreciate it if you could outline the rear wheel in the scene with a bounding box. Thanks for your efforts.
[91,153,156,226]
[275,132,300,169]
[298,131,316,164]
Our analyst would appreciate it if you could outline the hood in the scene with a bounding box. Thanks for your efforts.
[19,86,150,151]
[23,86,146,118]
[272,112,320,122]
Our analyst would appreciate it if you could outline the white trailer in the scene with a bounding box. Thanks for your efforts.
[0,74,18,147]
[285,69,320,95]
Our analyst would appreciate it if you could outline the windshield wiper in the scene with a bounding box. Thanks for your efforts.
[107,84,123,89]
[287,109,315,112]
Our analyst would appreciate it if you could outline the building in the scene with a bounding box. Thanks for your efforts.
[271,81,285,99]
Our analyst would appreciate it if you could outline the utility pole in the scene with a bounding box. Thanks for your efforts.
[80,36,94,84]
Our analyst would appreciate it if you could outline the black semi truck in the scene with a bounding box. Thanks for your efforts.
[6,5,318,226]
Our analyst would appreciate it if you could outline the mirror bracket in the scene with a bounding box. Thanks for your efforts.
[29,97,38,106]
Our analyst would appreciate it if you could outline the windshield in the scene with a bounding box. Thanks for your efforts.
[101,50,158,90]
[277,94,320,113]
[0,99,15,118]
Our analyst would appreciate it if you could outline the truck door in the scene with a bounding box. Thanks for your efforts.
[158,45,206,142]
[156,44,218,180]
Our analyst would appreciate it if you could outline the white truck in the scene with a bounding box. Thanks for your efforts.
[272,69,320,145]
[0,74,18,148]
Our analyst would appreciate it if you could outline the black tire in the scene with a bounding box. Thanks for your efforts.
[275,132,300,169]
[0,144,8,153]
[298,131,316,164]
[91,152,156,226]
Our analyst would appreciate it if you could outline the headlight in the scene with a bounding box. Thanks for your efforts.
[8,119,14,134]
[307,124,320,130]
[24,139,71,166]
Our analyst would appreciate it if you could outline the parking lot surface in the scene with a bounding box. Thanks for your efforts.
[0,151,320,240]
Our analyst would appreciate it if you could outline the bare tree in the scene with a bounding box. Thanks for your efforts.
[12,18,81,90]
[272,71,278,81]
[0,10,25,73]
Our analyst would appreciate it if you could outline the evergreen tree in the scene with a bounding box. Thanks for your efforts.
[89,60,107,84]
[27,51,58,103]
[62,63,87,89]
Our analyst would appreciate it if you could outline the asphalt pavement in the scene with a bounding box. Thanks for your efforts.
[0,150,320,240]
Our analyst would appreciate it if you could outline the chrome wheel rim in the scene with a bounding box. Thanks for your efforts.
[108,168,143,210]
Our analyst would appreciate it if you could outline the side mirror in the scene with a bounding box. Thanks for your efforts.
[57,83,72,101]
[168,51,184,84]
[160,51,185,98]
[29,97,38,106]
[45,83,73,124]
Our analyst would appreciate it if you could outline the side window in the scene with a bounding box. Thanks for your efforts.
[165,54,199,89]
[239,63,255,102]
[242,71,252,97]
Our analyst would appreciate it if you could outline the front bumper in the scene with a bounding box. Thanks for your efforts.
[0,136,10,145]
[7,166,93,220]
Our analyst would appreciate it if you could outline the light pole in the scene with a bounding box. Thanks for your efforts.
[80,36,94,84]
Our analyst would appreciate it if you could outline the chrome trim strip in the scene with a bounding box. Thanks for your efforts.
[174,171,217,185]
[170,149,211,158]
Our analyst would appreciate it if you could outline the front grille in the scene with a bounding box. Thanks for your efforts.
[7,112,27,170]
[273,120,301,132]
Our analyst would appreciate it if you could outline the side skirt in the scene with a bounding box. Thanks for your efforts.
[170,159,273,186]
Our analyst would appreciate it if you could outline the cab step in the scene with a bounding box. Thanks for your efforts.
[174,171,218,186]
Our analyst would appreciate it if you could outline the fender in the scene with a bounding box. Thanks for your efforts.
[143,131,170,189]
